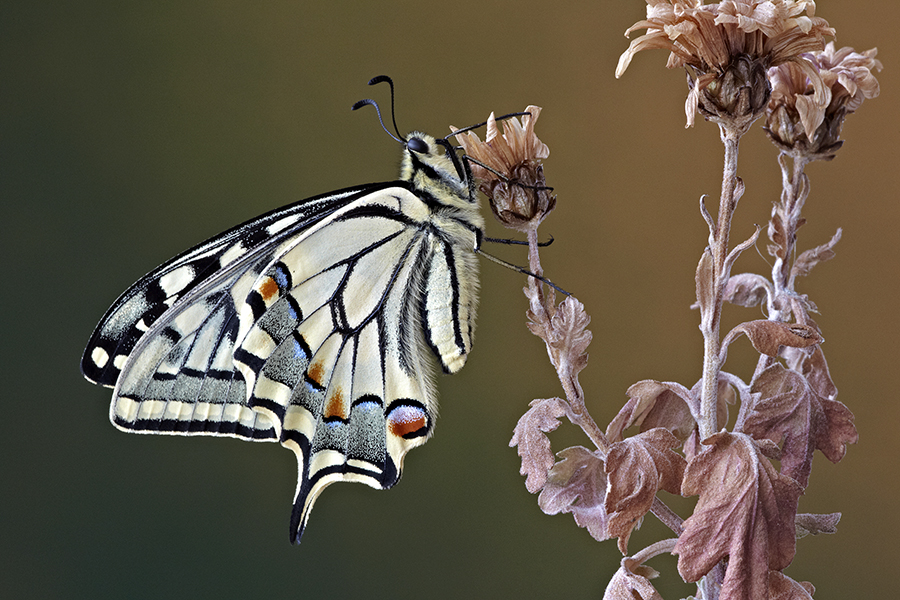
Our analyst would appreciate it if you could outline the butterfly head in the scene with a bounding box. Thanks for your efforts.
[400,131,475,204]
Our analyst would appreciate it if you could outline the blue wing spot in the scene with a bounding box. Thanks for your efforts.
[271,262,292,290]
[291,332,311,360]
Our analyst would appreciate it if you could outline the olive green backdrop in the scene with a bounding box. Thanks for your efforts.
[3,1,896,598]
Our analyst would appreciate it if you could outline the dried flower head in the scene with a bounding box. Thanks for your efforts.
[766,42,882,159]
[451,106,556,232]
[616,0,834,132]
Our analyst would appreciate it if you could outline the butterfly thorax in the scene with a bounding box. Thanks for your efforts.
[400,132,485,247]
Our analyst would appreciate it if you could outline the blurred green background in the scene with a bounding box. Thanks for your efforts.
[3,1,897,598]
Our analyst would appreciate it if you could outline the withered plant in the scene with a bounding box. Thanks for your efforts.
[456,1,880,598]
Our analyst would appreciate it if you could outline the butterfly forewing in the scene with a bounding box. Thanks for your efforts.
[82,131,483,544]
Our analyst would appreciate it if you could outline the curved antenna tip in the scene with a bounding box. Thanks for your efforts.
[351,98,374,112]
[367,75,393,87]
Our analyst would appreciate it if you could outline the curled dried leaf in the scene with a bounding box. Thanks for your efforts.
[603,557,664,600]
[723,273,773,308]
[538,446,611,542]
[695,247,715,319]
[606,429,687,553]
[795,512,841,538]
[744,362,857,488]
[510,398,569,493]
[729,320,823,358]
[792,228,842,280]
[607,380,696,443]
[768,571,816,600]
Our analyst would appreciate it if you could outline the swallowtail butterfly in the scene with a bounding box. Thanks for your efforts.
[82,77,487,544]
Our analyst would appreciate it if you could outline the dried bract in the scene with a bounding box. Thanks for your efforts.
[766,42,882,159]
[616,0,834,131]
[452,106,556,232]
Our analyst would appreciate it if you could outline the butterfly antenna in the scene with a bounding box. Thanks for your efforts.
[351,98,403,145]
[366,75,404,141]
[444,111,531,140]
[476,249,570,296]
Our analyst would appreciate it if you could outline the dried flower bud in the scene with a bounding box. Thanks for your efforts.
[688,55,771,133]
[451,106,556,232]
[766,42,882,160]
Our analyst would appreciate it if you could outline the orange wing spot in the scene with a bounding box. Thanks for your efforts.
[388,408,428,438]
[306,362,324,388]
[324,387,346,420]
[258,276,280,301]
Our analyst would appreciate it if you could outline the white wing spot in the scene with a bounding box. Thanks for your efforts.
[266,215,301,236]
[219,241,247,268]
[91,346,109,368]
[159,265,196,297]
[113,354,128,370]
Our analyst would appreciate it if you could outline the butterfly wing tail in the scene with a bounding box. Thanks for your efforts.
[287,444,401,544]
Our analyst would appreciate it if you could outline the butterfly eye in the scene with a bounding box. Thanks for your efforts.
[406,137,428,154]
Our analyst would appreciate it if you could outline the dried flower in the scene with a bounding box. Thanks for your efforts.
[616,0,834,132]
[766,42,882,159]
[451,106,556,232]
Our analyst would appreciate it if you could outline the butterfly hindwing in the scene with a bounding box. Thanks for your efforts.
[82,130,484,543]
[235,186,459,540]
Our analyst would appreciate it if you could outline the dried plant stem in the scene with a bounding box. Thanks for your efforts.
[749,152,810,387]
[525,228,610,453]
[650,497,684,535]
[699,126,743,439]
[772,154,809,297]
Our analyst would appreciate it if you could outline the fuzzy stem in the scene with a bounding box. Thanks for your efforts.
[525,228,610,453]
[698,125,742,439]
[745,152,810,396]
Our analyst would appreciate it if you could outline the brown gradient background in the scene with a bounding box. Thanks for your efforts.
[3,2,897,598]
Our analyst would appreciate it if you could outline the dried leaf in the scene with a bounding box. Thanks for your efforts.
[509,398,568,493]
[795,512,841,538]
[606,380,695,443]
[743,363,857,488]
[675,432,803,600]
[733,320,823,357]
[792,229,842,280]
[547,295,592,377]
[786,344,837,401]
[768,571,816,600]
[603,557,664,600]
[723,273,772,308]
[538,446,611,542]
[695,248,715,317]
[606,429,687,553]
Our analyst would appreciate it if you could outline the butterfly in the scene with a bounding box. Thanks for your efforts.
[81,76,490,544]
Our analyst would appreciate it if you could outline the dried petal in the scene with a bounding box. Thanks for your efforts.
[509,398,569,493]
